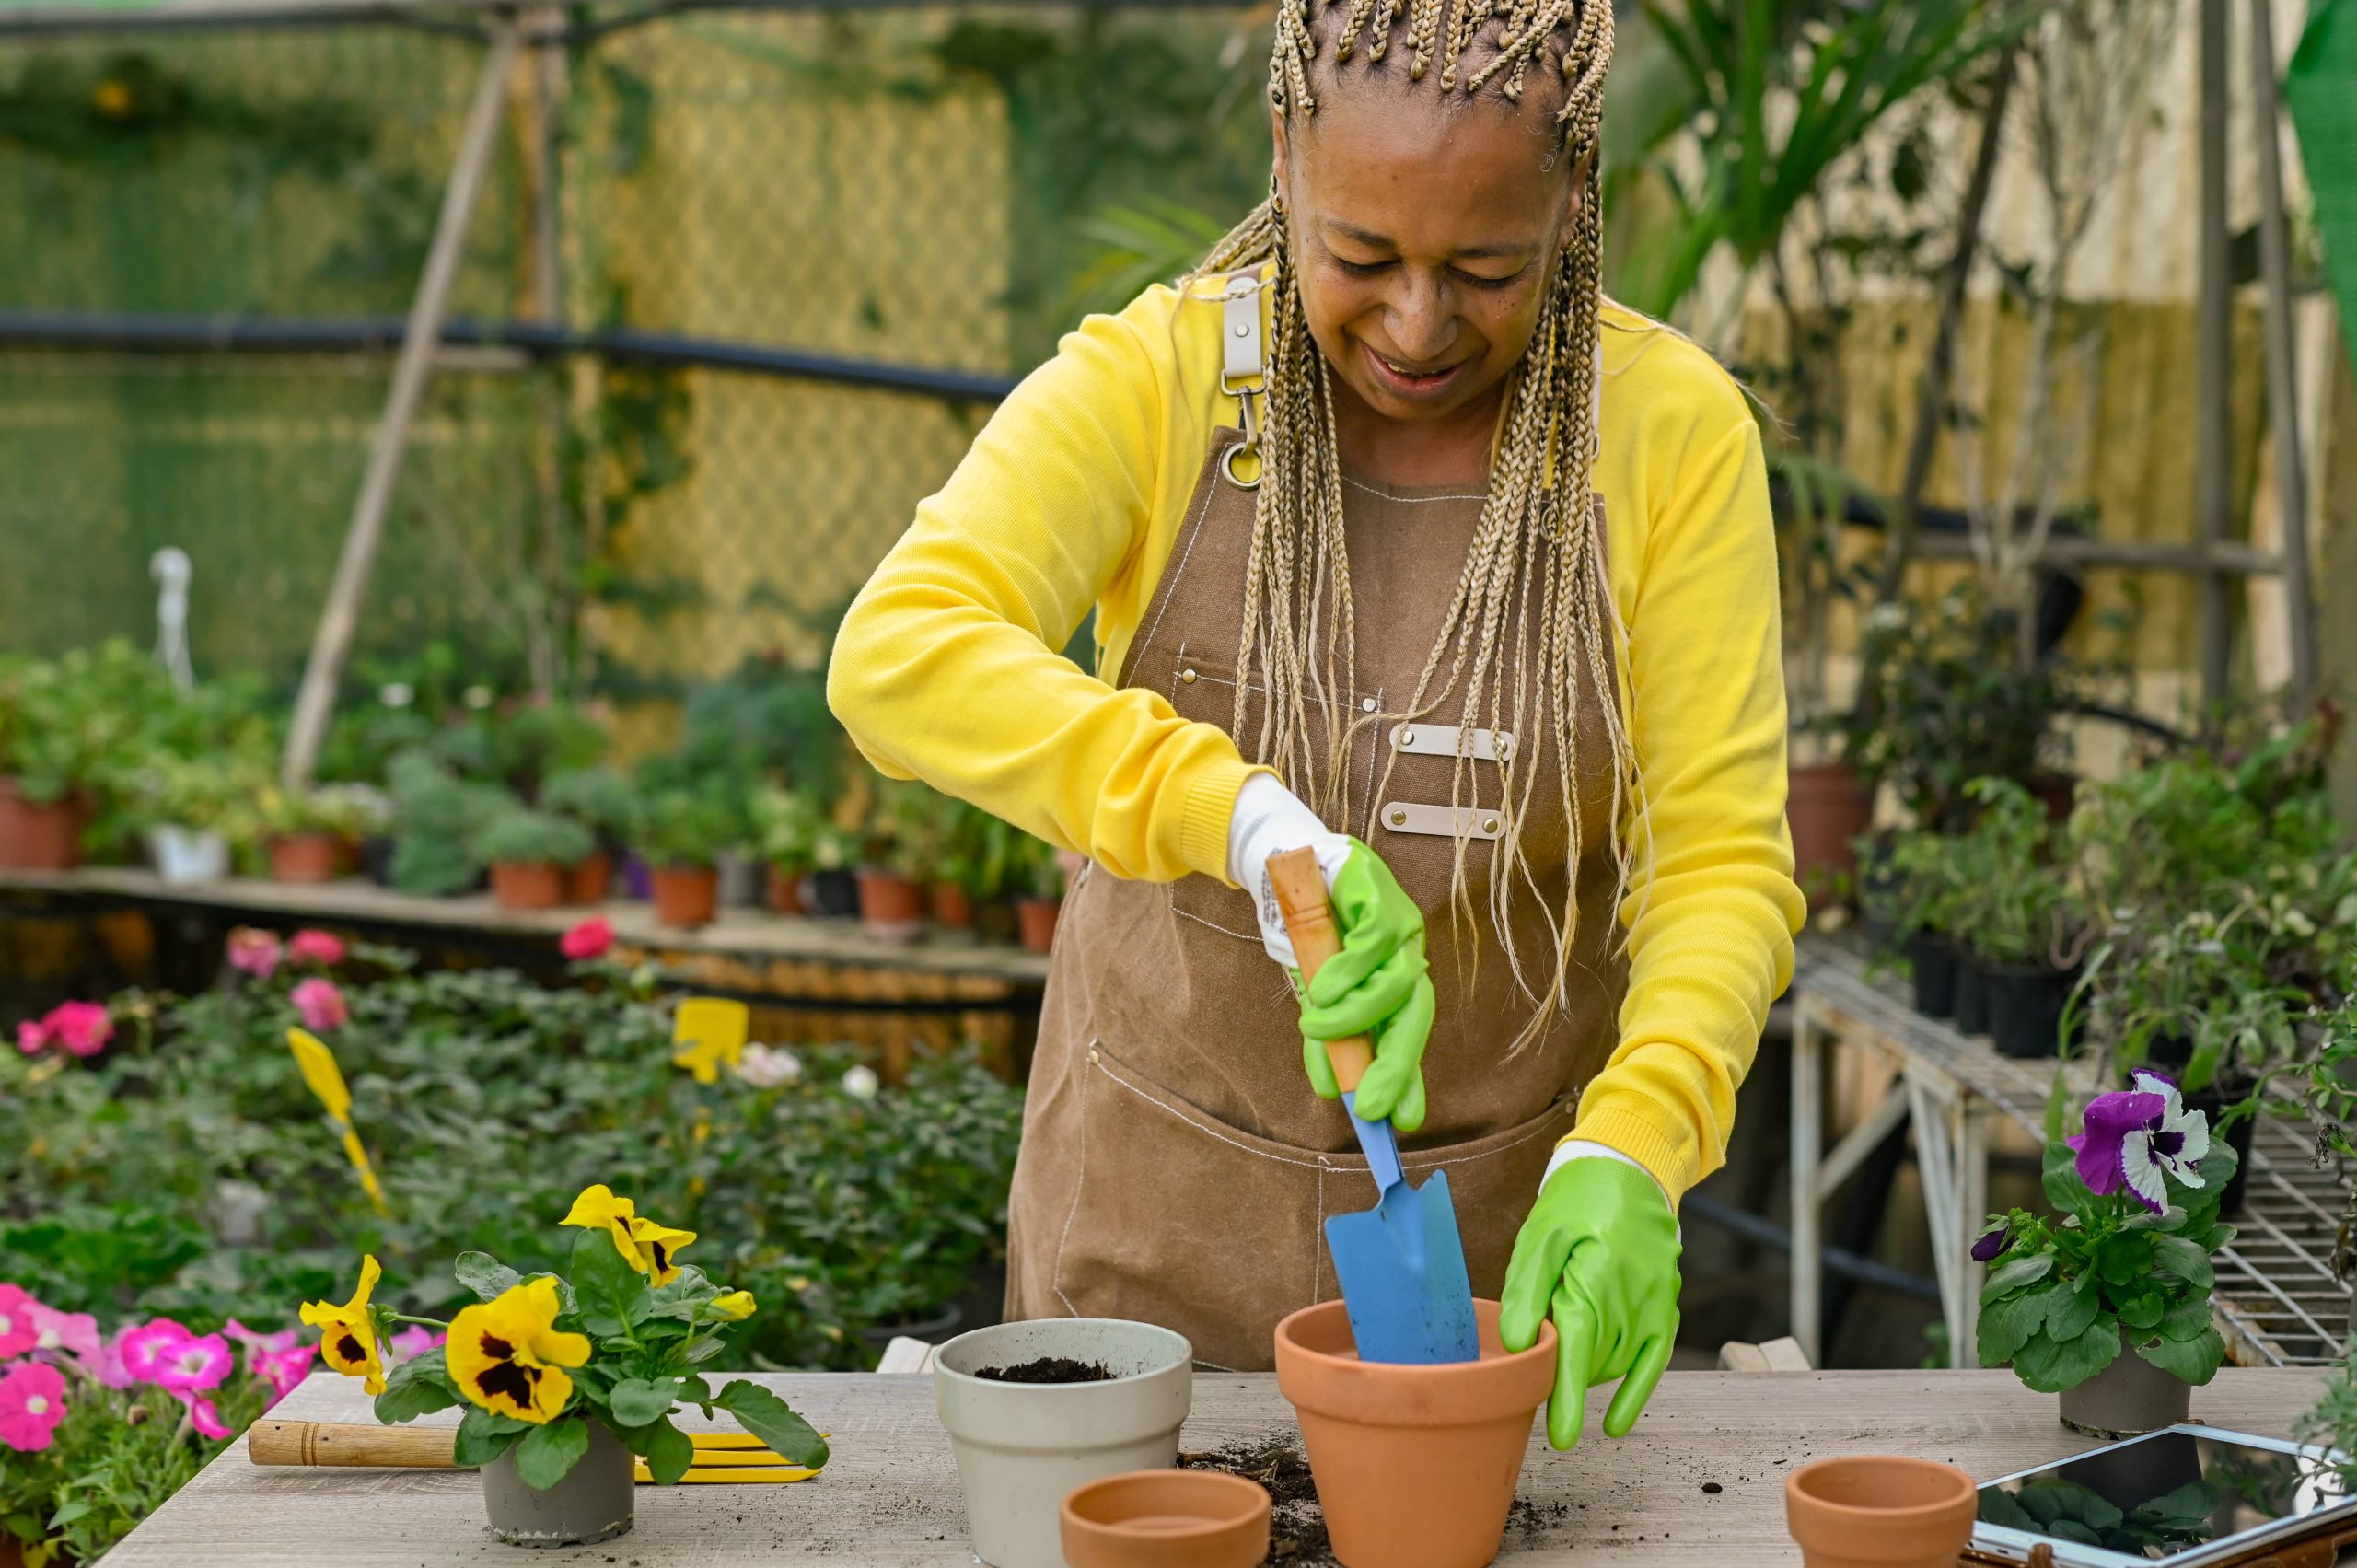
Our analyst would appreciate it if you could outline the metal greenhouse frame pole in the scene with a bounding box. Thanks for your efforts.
[2248,0,2318,705]
[281,16,521,787]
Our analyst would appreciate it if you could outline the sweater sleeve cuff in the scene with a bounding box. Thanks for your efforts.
[1562,1093,1701,1208]
[1178,757,1271,886]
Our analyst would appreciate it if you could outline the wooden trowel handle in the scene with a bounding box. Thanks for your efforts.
[1269,847,1376,1094]
[249,1420,458,1469]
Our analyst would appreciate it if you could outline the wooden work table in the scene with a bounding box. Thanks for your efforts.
[109,1367,2335,1564]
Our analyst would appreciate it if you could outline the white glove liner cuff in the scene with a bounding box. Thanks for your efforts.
[1225,772,1353,968]
[1543,1140,1674,1213]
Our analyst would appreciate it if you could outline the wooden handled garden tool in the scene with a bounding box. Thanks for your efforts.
[247,1421,820,1484]
[1270,847,1479,1365]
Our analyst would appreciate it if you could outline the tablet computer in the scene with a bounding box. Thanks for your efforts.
[1971,1426,2356,1566]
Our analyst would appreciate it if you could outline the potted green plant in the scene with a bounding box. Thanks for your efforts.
[1946,779,2089,1058]
[1975,1067,2238,1437]
[857,781,936,942]
[1874,828,1970,1018]
[934,797,1025,934]
[135,749,269,886]
[301,1184,828,1548]
[1015,837,1067,956]
[386,750,508,897]
[640,788,737,928]
[475,806,597,912]
[540,768,638,903]
[261,784,387,884]
[748,784,842,915]
[0,644,161,871]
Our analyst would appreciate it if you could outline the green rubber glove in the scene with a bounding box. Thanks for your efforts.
[1499,1157,1681,1449]
[1294,840,1433,1133]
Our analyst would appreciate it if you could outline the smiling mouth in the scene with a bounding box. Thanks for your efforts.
[1365,343,1467,396]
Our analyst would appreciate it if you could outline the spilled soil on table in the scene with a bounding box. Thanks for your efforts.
[1181,1440,1573,1565]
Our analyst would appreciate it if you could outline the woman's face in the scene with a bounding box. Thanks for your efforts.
[1273,86,1579,429]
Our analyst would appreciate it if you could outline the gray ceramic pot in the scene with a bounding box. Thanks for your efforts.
[2059,1348,2192,1438]
[480,1422,634,1548]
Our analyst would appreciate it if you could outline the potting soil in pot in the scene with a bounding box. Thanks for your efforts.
[974,1355,1115,1384]
[1181,1442,1573,1567]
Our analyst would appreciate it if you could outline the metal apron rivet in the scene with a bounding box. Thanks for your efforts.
[1180,668,1198,684]
[1388,808,1408,827]
[1362,697,1378,713]
[1482,817,1501,835]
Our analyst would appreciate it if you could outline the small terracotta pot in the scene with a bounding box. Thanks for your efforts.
[2059,1347,2191,1437]
[857,867,926,941]
[651,865,719,928]
[1784,1455,1975,1568]
[481,1420,633,1547]
[491,860,565,912]
[930,881,975,930]
[565,851,612,905]
[1016,896,1062,955]
[269,831,343,883]
[1062,1469,1271,1568]
[1273,1299,1552,1568]
[0,779,83,871]
[1787,761,1874,901]
[766,864,807,915]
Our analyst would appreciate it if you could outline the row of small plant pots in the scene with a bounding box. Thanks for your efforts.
[1902,930,2079,1062]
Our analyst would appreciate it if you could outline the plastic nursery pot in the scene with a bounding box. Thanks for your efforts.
[717,850,765,909]
[651,865,719,928]
[148,825,228,885]
[935,1317,1194,1568]
[1952,955,1990,1038]
[810,867,860,918]
[858,867,927,942]
[2058,1347,2192,1438]
[1272,1298,1552,1568]
[931,881,976,931]
[765,864,807,915]
[1786,761,1874,902]
[1906,932,1958,1019]
[0,779,83,871]
[491,860,566,912]
[1783,1455,1976,1568]
[1016,897,1062,955]
[480,1419,633,1548]
[1982,962,2080,1060]
[564,850,612,905]
[1061,1469,1272,1568]
[2184,1083,2258,1218]
[270,831,343,884]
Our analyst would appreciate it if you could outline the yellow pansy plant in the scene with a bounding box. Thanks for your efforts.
[300,1253,387,1396]
[447,1277,590,1424]
[560,1183,698,1286]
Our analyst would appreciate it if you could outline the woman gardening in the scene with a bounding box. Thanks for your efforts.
[830,0,1802,1448]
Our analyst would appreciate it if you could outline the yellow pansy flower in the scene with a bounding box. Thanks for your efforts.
[560,1183,698,1285]
[299,1254,386,1396]
[626,1215,697,1287]
[447,1277,590,1425]
[707,1290,756,1321]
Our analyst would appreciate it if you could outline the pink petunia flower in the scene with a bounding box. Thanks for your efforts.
[0,1285,39,1359]
[259,1343,317,1405]
[291,978,348,1033]
[15,1017,48,1055]
[116,1318,192,1382]
[226,926,283,980]
[388,1325,445,1363]
[28,1303,99,1363]
[222,1318,299,1356]
[44,1001,112,1058]
[560,916,613,961]
[0,1363,66,1452]
[175,1389,232,1440]
[87,1328,135,1388]
[152,1331,234,1395]
[286,929,346,968]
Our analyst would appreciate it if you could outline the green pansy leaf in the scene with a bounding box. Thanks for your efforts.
[2046,1283,2101,1342]
[685,1337,727,1364]
[2096,1234,2152,1285]
[711,1381,830,1469]
[2117,1291,2165,1330]
[1980,1253,2054,1306]
[2150,1235,2214,1291]
[2012,1317,2120,1393]
[610,1376,685,1428]
[2156,1295,2214,1342]
[2136,1326,2224,1385]
[375,1348,462,1423]
[455,1250,521,1303]
[645,1418,694,1486]
[648,1265,724,1320]
[570,1229,652,1337]
[2049,1519,2103,1545]
[2041,1142,2091,1218]
[512,1416,592,1491]
[2186,1137,2241,1211]
[612,1420,665,1458]
[452,1405,531,1468]
[1980,1285,2058,1366]
[678,1374,713,1405]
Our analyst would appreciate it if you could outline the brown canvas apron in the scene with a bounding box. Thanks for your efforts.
[1004,300,1630,1371]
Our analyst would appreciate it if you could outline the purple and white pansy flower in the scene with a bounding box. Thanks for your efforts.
[2063,1067,2211,1214]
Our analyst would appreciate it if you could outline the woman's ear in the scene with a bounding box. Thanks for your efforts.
[1271,110,1293,207]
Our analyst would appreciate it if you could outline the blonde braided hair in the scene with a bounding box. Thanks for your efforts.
[1192,0,1640,1049]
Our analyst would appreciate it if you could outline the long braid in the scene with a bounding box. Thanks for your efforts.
[1194,0,1639,1049]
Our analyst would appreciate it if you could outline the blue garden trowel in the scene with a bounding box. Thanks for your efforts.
[1271,848,1480,1365]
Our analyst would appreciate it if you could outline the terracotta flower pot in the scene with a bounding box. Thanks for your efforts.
[1784,1455,1975,1568]
[0,779,83,871]
[766,864,807,915]
[1786,761,1874,901]
[1062,1469,1271,1568]
[491,860,565,912]
[2059,1347,2192,1437]
[480,1420,633,1547]
[930,881,976,931]
[857,867,926,942]
[651,865,719,928]
[1016,896,1062,955]
[1272,1299,1553,1568]
[565,851,612,905]
[269,831,343,883]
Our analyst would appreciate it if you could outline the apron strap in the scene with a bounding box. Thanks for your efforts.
[1217,273,1266,490]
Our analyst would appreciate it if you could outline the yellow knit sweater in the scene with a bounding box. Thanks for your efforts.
[830,276,1806,1201]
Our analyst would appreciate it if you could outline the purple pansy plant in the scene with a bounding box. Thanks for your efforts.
[2062,1067,2211,1214]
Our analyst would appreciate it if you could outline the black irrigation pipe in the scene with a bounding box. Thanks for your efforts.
[1681,1191,1945,1307]
[0,309,1024,403]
